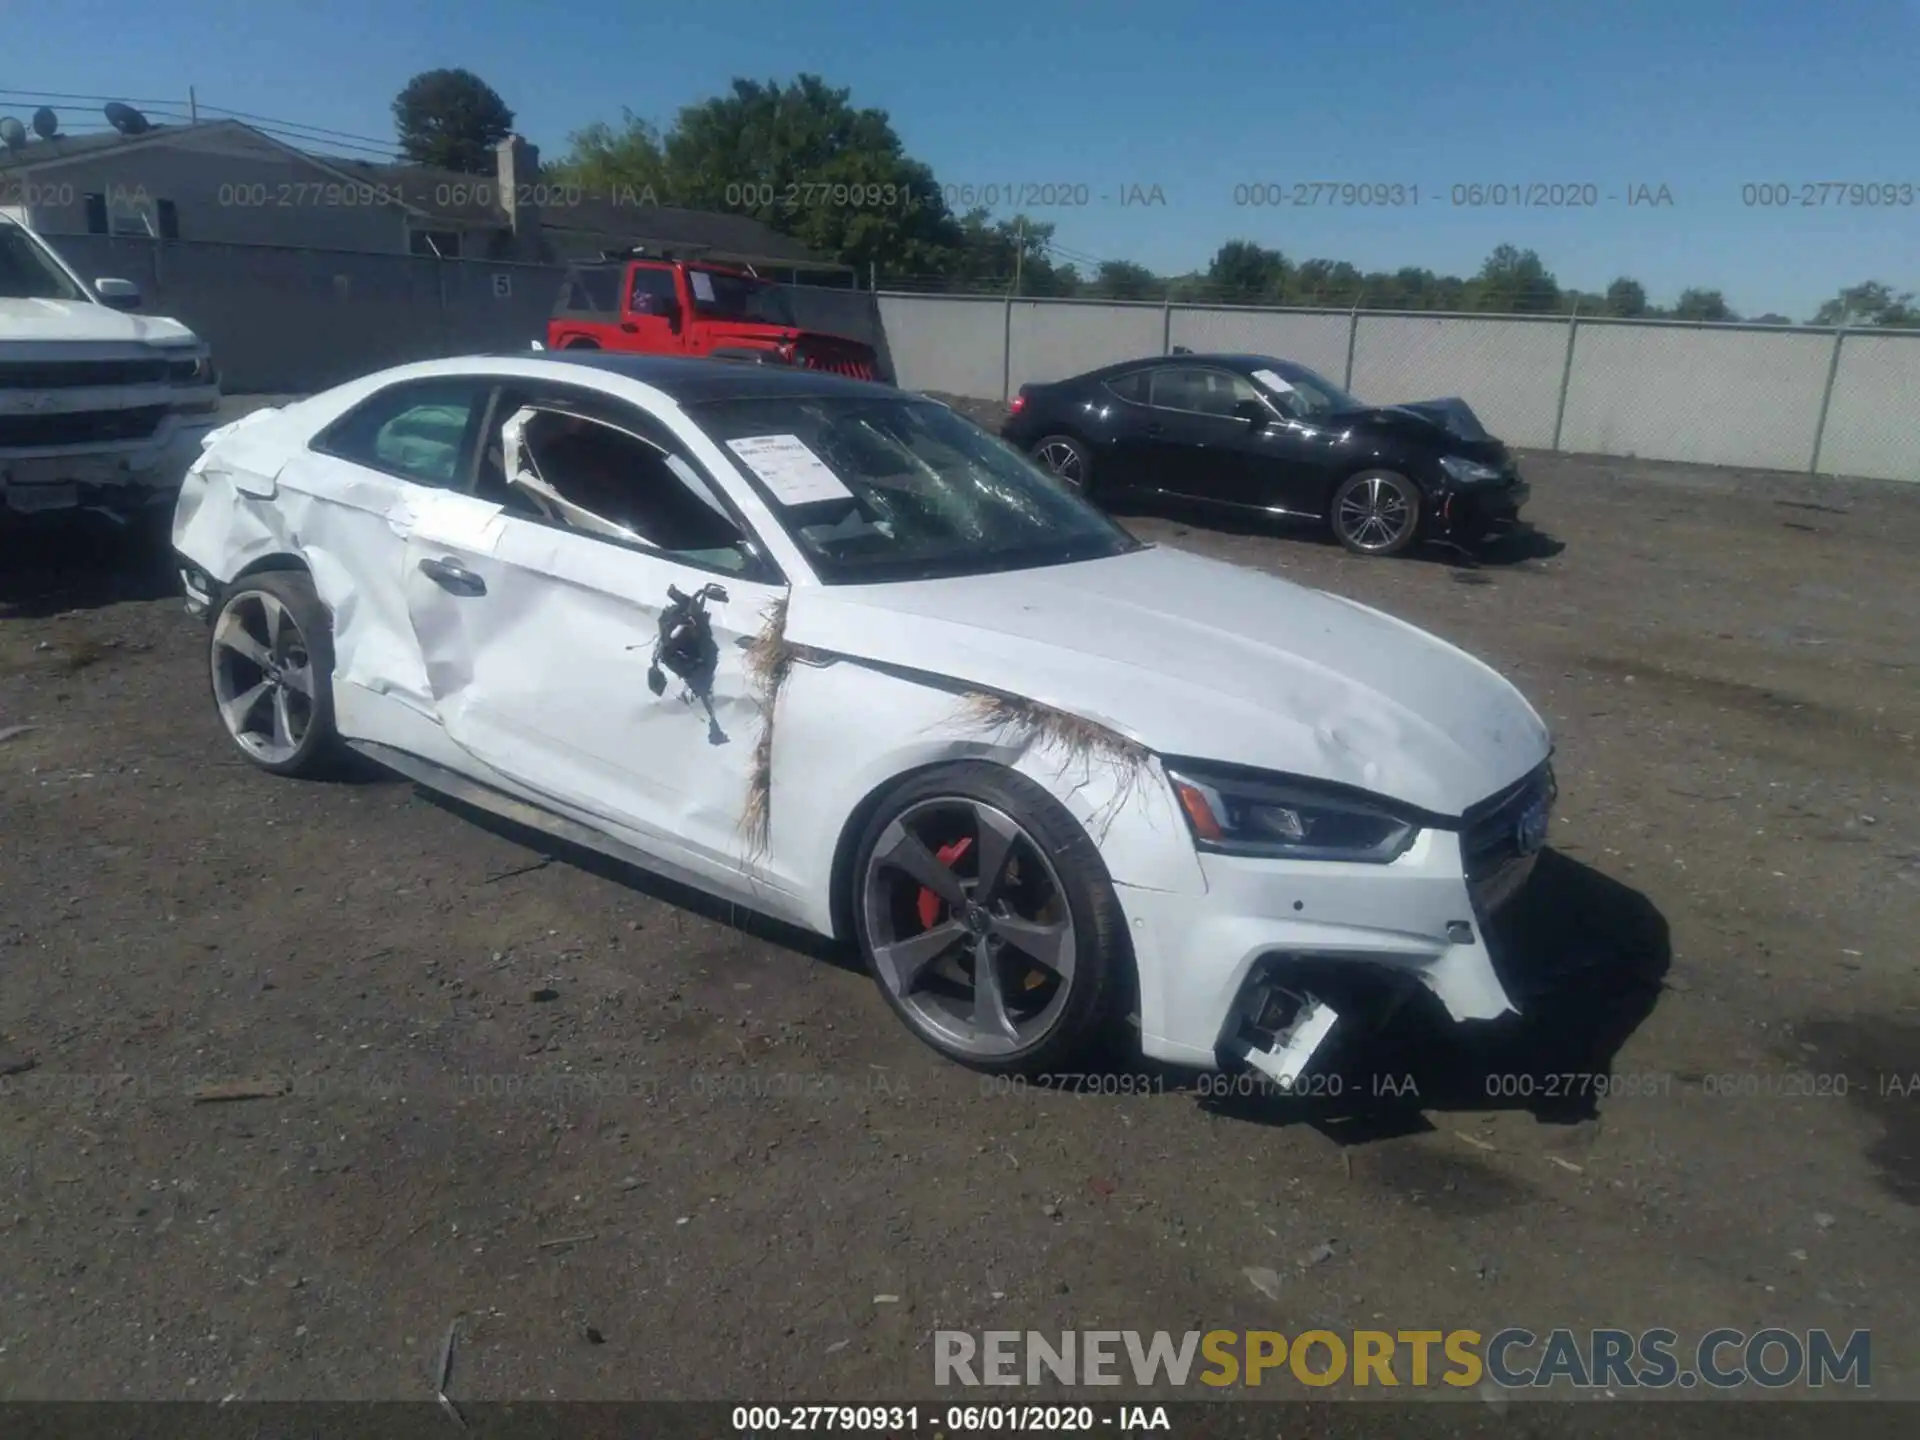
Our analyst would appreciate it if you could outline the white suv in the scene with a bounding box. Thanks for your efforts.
[0,215,220,522]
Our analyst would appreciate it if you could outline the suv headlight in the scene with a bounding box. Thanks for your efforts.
[1439,455,1503,484]
[1165,764,1419,863]
[166,352,215,385]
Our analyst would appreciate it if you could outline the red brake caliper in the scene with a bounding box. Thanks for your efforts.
[915,836,973,930]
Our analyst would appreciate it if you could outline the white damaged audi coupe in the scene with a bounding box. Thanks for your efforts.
[171,353,1556,1082]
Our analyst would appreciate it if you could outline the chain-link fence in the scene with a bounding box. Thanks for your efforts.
[875,289,1920,482]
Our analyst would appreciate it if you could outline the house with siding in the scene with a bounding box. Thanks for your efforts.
[0,116,844,276]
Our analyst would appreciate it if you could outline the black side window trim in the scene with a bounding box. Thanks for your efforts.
[309,377,493,490]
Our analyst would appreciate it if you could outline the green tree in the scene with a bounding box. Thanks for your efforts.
[1672,287,1737,322]
[1604,277,1649,318]
[549,110,668,201]
[1473,245,1560,313]
[1285,259,1364,307]
[1088,260,1159,299]
[1206,240,1288,302]
[951,212,1076,295]
[1811,281,1920,327]
[393,69,515,174]
[654,74,961,276]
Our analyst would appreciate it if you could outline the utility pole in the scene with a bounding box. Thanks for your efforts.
[1012,218,1024,297]
[188,87,198,123]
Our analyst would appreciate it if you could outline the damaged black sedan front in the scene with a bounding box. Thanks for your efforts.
[1003,353,1531,557]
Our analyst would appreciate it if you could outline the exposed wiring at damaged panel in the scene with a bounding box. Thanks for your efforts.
[630,582,729,744]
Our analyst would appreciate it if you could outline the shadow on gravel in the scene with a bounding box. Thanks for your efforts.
[1191,849,1672,1138]
[0,513,180,619]
[412,786,860,973]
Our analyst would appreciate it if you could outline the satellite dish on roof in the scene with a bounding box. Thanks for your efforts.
[0,118,27,151]
[103,102,149,136]
[31,108,58,139]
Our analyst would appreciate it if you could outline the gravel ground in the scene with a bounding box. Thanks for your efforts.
[1,396,1916,1415]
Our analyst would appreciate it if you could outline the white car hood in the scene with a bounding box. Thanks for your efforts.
[783,544,1550,817]
[0,297,198,347]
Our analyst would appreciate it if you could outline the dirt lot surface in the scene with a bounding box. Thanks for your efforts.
[1,395,1916,1418]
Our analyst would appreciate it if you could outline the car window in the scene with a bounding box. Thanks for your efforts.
[314,379,491,488]
[1103,371,1149,403]
[489,396,770,578]
[628,266,678,315]
[0,223,89,302]
[1148,366,1264,418]
[689,393,1141,585]
[556,268,620,317]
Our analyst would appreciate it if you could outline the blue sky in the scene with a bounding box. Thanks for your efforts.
[8,0,1918,317]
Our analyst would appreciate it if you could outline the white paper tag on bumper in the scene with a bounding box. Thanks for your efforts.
[726,434,854,506]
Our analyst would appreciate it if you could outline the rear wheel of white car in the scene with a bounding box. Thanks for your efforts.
[852,763,1129,1075]
[1332,469,1420,556]
[208,570,338,778]
[1031,435,1093,494]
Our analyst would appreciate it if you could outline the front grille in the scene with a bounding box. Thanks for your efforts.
[1462,763,1555,915]
[0,406,168,448]
[0,359,169,389]
[1463,763,1553,875]
[800,353,876,380]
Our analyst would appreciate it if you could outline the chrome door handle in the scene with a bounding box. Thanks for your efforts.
[418,556,486,596]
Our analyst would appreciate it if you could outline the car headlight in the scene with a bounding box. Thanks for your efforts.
[1165,764,1419,863]
[1439,455,1503,484]
[165,352,216,385]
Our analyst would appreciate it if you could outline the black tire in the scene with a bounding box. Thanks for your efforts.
[561,337,600,350]
[850,762,1131,1076]
[1030,434,1095,496]
[1331,469,1422,557]
[206,569,340,778]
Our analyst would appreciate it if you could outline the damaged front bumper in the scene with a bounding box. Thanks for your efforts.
[1119,766,1553,1074]
[0,414,219,521]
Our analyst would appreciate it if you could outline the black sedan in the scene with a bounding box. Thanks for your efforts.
[1000,353,1530,557]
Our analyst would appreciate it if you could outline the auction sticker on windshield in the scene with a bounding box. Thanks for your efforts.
[726,434,855,506]
[1252,369,1295,393]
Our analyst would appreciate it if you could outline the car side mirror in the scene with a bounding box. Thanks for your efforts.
[1233,399,1270,428]
[95,277,142,310]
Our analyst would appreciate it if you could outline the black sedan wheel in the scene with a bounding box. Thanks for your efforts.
[1332,470,1421,556]
[1030,434,1092,492]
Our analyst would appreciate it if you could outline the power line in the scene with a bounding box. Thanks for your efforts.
[190,103,397,152]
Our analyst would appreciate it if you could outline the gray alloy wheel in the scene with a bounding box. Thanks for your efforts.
[1031,434,1091,491]
[208,571,337,777]
[1332,469,1421,556]
[852,763,1130,1074]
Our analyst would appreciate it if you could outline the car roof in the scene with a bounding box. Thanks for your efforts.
[475,351,898,404]
[1096,353,1281,375]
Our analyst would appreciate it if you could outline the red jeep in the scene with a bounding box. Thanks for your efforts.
[546,252,879,379]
